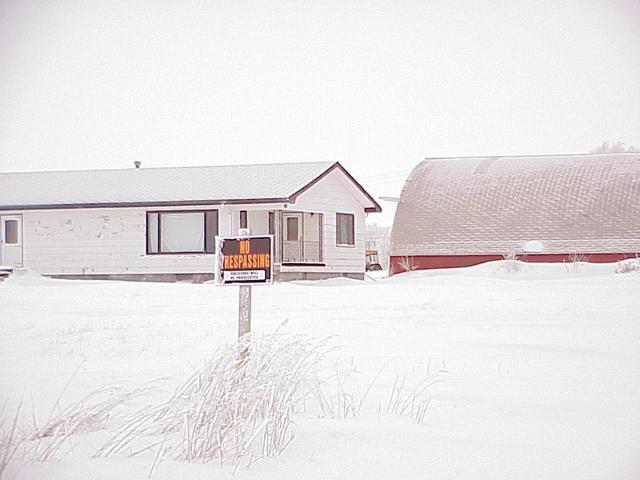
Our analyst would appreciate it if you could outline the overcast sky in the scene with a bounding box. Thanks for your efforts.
[1,0,639,224]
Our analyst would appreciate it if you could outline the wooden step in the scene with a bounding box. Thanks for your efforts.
[0,266,14,282]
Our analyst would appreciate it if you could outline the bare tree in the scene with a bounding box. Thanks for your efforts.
[590,141,639,153]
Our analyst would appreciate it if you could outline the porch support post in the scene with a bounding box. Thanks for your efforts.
[275,210,283,264]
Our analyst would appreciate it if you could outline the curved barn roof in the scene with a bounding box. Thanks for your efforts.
[390,153,640,256]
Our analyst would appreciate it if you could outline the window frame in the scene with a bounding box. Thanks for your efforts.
[146,209,218,255]
[336,212,355,247]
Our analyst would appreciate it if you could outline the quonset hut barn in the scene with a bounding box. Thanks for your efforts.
[389,153,640,275]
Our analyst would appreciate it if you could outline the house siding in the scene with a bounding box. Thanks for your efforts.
[285,169,366,274]
[3,204,283,276]
[8,207,213,275]
[1,168,374,279]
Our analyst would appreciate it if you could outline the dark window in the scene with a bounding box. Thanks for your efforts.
[4,220,18,244]
[204,211,218,253]
[268,211,275,235]
[240,210,248,229]
[146,210,218,254]
[336,213,355,246]
[286,217,299,241]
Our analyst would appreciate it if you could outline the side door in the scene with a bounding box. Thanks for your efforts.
[281,212,303,263]
[0,215,24,267]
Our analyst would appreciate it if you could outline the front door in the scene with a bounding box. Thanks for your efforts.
[282,212,302,262]
[0,215,23,267]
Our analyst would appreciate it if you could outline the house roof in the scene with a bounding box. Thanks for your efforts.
[0,161,381,212]
[390,153,640,256]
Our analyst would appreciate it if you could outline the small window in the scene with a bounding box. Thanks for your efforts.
[286,217,299,241]
[336,213,354,246]
[4,220,18,244]
[147,210,218,254]
[240,210,248,229]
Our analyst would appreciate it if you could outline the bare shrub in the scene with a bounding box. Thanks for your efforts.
[500,251,523,273]
[615,256,640,274]
[564,253,588,273]
[97,332,335,469]
[398,256,418,273]
[568,253,587,263]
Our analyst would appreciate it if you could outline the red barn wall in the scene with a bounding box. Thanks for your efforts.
[389,253,638,275]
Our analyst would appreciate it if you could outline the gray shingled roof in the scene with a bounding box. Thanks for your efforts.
[390,153,640,256]
[0,161,347,209]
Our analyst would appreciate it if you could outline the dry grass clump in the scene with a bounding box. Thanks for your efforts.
[97,332,335,469]
[30,383,159,462]
[0,379,159,472]
[0,400,24,480]
[313,366,361,419]
[33,386,133,440]
[380,370,439,424]
[312,361,440,424]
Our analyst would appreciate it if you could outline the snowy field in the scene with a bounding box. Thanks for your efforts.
[1,261,640,480]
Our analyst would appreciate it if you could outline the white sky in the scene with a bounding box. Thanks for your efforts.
[1,0,639,225]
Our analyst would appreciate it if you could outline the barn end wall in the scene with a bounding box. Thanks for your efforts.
[389,253,639,275]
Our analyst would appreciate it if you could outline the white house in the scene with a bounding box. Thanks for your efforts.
[0,161,381,282]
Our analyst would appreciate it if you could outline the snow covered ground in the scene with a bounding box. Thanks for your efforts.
[1,261,640,479]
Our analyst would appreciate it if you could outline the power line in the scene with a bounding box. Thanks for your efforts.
[360,169,412,180]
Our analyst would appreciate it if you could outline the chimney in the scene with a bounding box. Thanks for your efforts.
[134,161,141,169]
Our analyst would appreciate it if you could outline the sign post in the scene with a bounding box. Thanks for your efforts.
[215,234,273,341]
[238,284,251,338]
